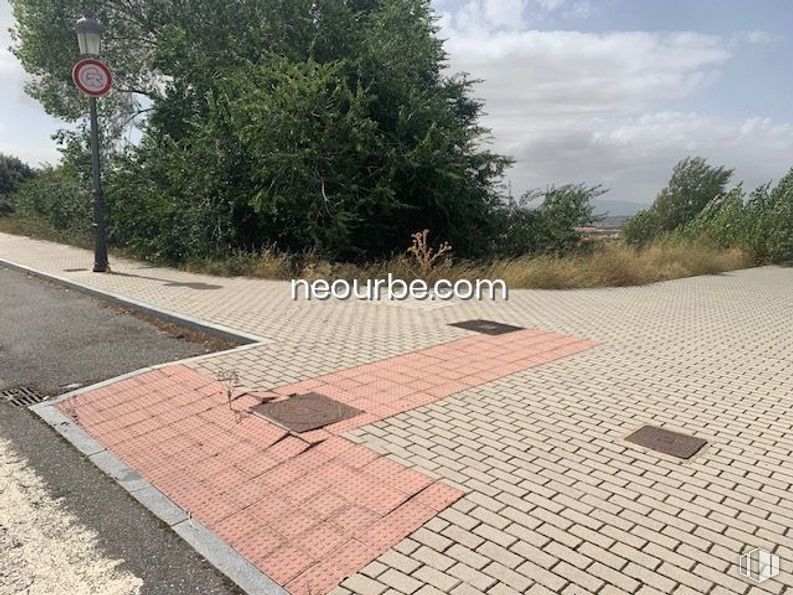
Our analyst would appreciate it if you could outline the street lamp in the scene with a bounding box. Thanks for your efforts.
[75,12,109,272]
[75,13,104,57]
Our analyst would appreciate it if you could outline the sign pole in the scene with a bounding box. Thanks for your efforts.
[88,95,109,272]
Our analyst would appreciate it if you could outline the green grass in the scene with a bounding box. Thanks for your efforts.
[0,215,92,249]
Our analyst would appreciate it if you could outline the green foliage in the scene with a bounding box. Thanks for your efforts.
[64,0,510,261]
[745,169,793,262]
[667,168,793,263]
[681,186,747,248]
[0,153,34,198]
[623,157,733,244]
[498,184,604,255]
[0,154,35,215]
[621,208,660,245]
[12,165,91,235]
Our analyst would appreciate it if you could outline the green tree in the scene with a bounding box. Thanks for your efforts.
[12,164,91,234]
[0,153,35,214]
[11,0,511,261]
[0,153,34,197]
[682,186,748,248]
[654,157,733,230]
[749,168,793,262]
[498,184,604,255]
[623,156,733,244]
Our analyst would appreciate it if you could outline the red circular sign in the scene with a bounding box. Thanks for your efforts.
[72,59,113,97]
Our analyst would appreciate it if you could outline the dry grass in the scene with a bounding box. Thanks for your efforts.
[0,215,753,289]
[181,239,752,289]
[485,241,752,289]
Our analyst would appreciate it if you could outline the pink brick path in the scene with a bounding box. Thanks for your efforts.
[59,327,595,594]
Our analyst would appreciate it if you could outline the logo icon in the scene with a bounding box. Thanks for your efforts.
[738,547,780,583]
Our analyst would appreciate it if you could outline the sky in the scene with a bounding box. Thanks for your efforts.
[2,1,792,213]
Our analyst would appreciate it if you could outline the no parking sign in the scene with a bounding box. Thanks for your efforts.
[71,58,113,97]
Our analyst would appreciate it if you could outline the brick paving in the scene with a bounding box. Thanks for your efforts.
[57,328,594,593]
[3,232,793,594]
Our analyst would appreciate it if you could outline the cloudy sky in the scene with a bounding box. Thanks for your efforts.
[2,1,792,212]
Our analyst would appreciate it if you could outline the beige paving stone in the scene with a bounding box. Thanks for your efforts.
[411,566,459,592]
[341,575,387,595]
[379,551,421,575]
[378,569,423,594]
[6,235,793,595]
[449,563,497,591]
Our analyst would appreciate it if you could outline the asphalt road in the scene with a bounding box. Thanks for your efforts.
[0,265,214,395]
[0,266,240,594]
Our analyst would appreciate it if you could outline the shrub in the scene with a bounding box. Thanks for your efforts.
[0,153,34,197]
[498,184,603,255]
[736,170,793,263]
[681,186,748,249]
[623,157,733,244]
[622,208,660,245]
[12,165,91,235]
[0,153,35,214]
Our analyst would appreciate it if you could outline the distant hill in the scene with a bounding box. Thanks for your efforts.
[592,198,646,217]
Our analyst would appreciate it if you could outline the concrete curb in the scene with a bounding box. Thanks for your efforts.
[30,396,288,595]
[2,257,286,594]
[0,259,268,346]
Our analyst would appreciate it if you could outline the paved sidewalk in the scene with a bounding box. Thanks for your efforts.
[3,232,793,595]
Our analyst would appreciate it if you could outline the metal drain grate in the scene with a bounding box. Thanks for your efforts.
[449,319,524,335]
[63,267,89,272]
[1,387,50,407]
[626,425,707,459]
[251,392,362,433]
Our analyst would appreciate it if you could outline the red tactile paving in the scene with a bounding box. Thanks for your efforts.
[59,327,595,594]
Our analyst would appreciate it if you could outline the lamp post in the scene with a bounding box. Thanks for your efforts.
[74,13,109,273]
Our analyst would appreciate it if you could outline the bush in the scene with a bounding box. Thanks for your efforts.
[622,208,660,245]
[0,153,35,214]
[623,157,733,244]
[0,153,34,197]
[681,186,748,249]
[498,184,603,255]
[743,169,793,262]
[12,165,91,235]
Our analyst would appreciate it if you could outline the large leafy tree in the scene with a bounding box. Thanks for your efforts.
[623,156,733,244]
[10,0,511,260]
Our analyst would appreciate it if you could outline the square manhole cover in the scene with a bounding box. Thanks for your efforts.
[449,319,524,335]
[250,392,362,433]
[626,425,707,459]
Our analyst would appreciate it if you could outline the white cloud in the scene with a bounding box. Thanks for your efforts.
[439,13,793,204]
[0,0,64,165]
[482,0,526,28]
[508,112,793,204]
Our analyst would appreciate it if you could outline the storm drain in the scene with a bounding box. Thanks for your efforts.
[1,387,50,407]
[449,319,524,335]
[251,392,362,433]
[626,425,707,459]
[63,267,89,272]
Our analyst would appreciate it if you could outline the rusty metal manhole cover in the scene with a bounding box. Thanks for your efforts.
[251,392,362,433]
[626,425,707,459]
[1,387,50,407]
[449,319,524,335]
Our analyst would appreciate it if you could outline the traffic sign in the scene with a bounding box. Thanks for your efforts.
[72,58,112,97]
